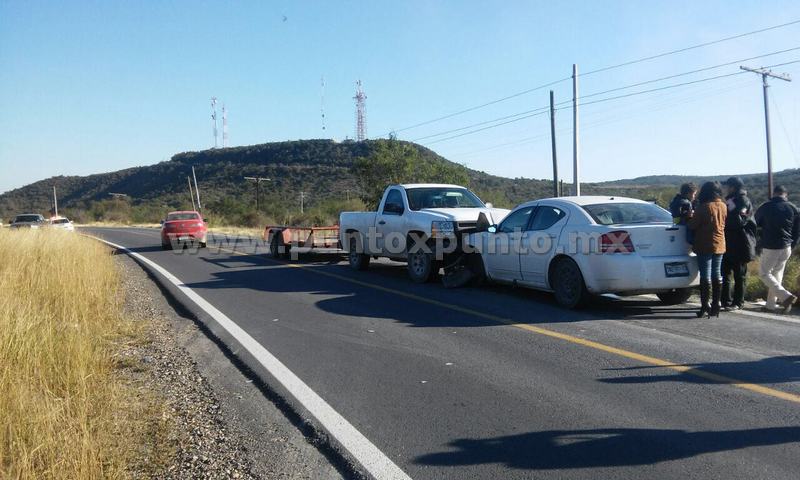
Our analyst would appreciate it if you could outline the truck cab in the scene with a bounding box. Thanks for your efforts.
[339,184,509,283]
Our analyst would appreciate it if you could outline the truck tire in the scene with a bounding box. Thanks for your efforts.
[551,257,589,309]
[348,234,370,270]
[407,250,436,283]
[656,288,692,305]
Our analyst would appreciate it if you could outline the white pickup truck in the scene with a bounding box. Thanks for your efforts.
[339,184,510,283]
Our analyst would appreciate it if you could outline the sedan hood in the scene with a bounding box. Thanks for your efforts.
[417,207,510,224]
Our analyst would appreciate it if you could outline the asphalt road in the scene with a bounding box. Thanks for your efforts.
[85,227,800,480]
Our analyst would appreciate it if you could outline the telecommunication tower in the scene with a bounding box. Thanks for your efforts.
[211,97,218,148]
[353,80,367,141]
[222,104,229,148]
[320,75,327,132]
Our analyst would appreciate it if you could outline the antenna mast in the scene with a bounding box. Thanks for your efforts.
[354,80,367,141]
[321,75,327,132]
[211,97,218,148]
[222,104,228,148]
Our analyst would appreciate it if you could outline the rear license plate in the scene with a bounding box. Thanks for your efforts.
[664,262,689,278]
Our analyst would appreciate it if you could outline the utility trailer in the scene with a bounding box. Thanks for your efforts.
[263,225,342,258]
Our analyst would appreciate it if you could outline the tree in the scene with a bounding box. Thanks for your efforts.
[354,139,470,209]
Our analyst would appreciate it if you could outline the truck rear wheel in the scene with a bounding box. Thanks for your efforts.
[348,234,370,271]
[408,250,437,283]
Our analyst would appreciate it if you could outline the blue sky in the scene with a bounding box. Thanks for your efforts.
[1,0,799,194]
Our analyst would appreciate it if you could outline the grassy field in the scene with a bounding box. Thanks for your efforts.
[0,230,169,479]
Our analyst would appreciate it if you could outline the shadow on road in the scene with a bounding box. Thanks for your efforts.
[599,356,800,386]
[414,426,800,470]
[181,252,701,329]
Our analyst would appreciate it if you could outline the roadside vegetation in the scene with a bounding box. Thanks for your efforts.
[0,230,170,479]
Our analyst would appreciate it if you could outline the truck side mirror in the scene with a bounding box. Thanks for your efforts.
[485,202,494,209]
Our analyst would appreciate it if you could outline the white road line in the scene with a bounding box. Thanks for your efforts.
[88,235,412,480]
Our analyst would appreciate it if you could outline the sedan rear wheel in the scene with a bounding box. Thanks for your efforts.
[551,257,589,309]
[656,288,692,305]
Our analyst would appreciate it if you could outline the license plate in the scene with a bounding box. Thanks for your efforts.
[664,262,689,277]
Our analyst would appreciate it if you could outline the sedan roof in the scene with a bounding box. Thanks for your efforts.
[517,196,649,208]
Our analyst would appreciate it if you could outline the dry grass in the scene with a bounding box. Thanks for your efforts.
[0,230,169,479]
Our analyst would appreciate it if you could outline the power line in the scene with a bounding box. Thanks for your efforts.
[388,19,800,135]
[392,77,569,135]
[412,105,550,142]
[413,51,800,145]
[424,110,549,145]
[581,19,800,77]
[578,46,800,102]
[559,59,800,110]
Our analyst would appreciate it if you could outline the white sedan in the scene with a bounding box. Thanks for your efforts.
[466,196,698,308]
[49,217,75,232]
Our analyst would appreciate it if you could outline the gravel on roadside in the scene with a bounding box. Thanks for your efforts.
[113,254,346,479]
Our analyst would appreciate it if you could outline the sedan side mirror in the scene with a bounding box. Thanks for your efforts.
[487,225,497,234]
[160,220,165,225]
[203,218,208,223]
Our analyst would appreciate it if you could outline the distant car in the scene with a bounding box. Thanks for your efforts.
[466,196,699,308]
[10,214,46,229]
[160,211,208,249]
[49,216,75,232]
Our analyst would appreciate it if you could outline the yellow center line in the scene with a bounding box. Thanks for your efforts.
[215,246,800,404]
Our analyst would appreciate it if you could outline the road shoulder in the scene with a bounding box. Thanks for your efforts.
[116,252,346,479]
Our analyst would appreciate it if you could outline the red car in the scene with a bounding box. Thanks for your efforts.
[160,211,208,249]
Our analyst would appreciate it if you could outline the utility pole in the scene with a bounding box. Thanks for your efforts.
[187,177,197,211]
[572,63,581,196]
[52,185,58,217]
[549,90,559,198]
[740,65,792,197]
[222,104,228,148]
[192,166,202,212]
[354,80,367,141]
[299,191,306,214]
[244,176,271,212]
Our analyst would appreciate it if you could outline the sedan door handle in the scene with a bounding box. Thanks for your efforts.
[378,220,386,225]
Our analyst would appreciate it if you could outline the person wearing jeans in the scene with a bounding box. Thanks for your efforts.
[755,185,800,314]
[688,182,728,318]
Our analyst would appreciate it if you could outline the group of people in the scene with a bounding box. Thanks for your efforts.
[669,178,800,318]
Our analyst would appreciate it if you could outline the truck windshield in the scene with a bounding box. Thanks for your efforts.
[582,203,672,225]
[405,188,485,210]
[14,215,42,223]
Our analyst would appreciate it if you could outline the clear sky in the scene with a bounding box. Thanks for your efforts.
[1,0,799,194]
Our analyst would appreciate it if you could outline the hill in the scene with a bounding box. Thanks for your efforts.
[0,140,556,226]
[1,139,797,226]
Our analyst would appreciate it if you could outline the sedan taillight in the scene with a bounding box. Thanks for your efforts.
[600,230,634,253]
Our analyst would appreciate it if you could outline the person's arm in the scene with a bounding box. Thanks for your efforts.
[792,205,800,249]
[687,203,706,230]
[755,203,765,227]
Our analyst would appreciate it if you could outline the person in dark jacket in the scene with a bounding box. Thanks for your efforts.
[721,177,756,311]
[688,181,727,318]
[755,185,800,313]
[669,182,697,224]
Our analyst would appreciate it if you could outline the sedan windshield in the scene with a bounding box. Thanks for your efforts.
[582,203,672,225]
[405,188,484,210]
[51,218,70,224]
[14,215,42,223]
[166,213,200,221]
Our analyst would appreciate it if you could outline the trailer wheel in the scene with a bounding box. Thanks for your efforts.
[348,234,370,270]
[270,234,288,259]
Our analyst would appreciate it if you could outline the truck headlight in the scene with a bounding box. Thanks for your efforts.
[431,221,455,238]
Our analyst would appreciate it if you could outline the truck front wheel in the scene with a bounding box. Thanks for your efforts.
[348,234,370,271]
[408,250,437,283]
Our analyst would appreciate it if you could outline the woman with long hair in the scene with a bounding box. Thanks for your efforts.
[688,181,727,317]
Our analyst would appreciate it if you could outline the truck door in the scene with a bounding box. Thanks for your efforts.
[376,188,407,255]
